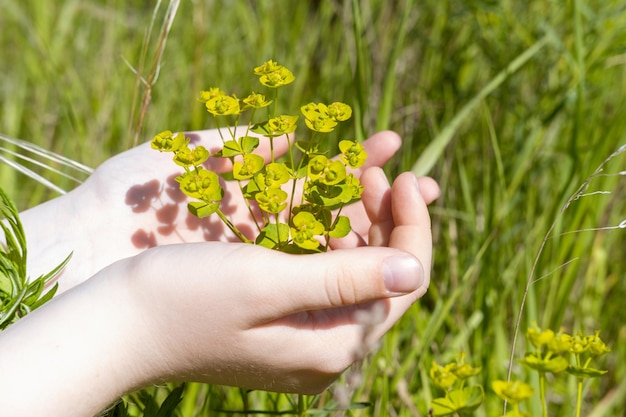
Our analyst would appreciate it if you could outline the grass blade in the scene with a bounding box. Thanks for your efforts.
[411,35,550,177]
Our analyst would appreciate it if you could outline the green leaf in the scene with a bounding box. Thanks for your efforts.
[279,243,319,254]
[566,365,608,379]
[187,201,219,218]
[1,187,69,330]
[242,176,262,199]
[251,120,291,138]
[22,279,45,306]
[239,135,260,154]
[155,385,184,417]
[430,396,458,417]
[305,184,355,209]
[29,283,58,310]
[233,154,265,180]
[255,223,290,249]
[219,139,242,157]
[519,352,569,374]
[430,386,484,417]
[329,215,351,238]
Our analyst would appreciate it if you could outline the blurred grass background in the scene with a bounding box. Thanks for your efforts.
[1,0,625,415]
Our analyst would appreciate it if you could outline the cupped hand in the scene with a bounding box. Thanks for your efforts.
[21,129,402,293]
[119,162,437,395]
[0,143,439,417]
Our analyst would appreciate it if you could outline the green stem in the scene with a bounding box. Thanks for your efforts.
[213,116,230,147]
[539,372,548,417]
[297,394,306,416]
[245,108,256,137]
[575,379,583,417]
[216,209,252,244]
[237,180,262,234]
[274,213,283,247]
[271,88,278,118]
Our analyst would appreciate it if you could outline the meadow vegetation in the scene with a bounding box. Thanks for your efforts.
[1,0,624,415]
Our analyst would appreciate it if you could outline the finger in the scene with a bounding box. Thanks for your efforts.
[352,131,401,175]
[362,167,393,247]
[329,174,439,250]
[389,172,432,248]
[220,246,424,324]
[418,176,441,204]
[327,167,391,250]
[387,172,433,300]
[354,173,434,341]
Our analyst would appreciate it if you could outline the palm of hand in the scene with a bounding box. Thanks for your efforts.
[87,131,265,250]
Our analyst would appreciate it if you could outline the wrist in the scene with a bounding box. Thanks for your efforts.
[0,260,158,416]
[19,187,99,293]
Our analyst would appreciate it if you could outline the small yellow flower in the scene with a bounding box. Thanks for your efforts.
[199,87,227,103]
[307,155,346,185]
[172,144,210,167]
[344,174,364,199]
[253,60,284,75]
[290,211,324,250]
[206,94,240,116]
[177,168,221,201]
[232,154,265,180]
[452,362,482,379]
[492,380,535,404]
[301,102,329,120]
[255,188,288,214]
[301,102,338,132]
[242,92,272,109]
[429,361,458,390]
[526,324,555,349]
[258,163,290,188]
[151,130,187,153]
[259,67,295,88]
[585,331,611,357]
[569,333,589,354]
[327,102,352,121]
[547,330,573,354]
[339,140,368,169]
[267,115,299,135]
[305,116,337,133]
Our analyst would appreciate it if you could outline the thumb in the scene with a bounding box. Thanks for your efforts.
[233,246,424,322]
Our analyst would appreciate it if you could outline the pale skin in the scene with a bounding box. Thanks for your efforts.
[0,130,439,416]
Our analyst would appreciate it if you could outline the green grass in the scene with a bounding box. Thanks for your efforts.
[1,0,625,416]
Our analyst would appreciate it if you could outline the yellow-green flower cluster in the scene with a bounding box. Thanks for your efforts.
[492,380,535,405]
[301,102,352,133]
[520,323,610,379]
[430,355,482,391]
[254,60,295,88]
[151,130,222,217]
[152,60,368,253]
[428,354,484,417]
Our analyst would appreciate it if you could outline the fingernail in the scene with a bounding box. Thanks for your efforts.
[383,255,423,294]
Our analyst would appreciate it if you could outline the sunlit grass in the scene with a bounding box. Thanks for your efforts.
[1,0,624,416]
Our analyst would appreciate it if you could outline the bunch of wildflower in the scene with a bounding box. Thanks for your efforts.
[519,323,610,378]
[518,324,571,375]
[517,323,610,417]
[151,60,367,253]
[428,353,484,417]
